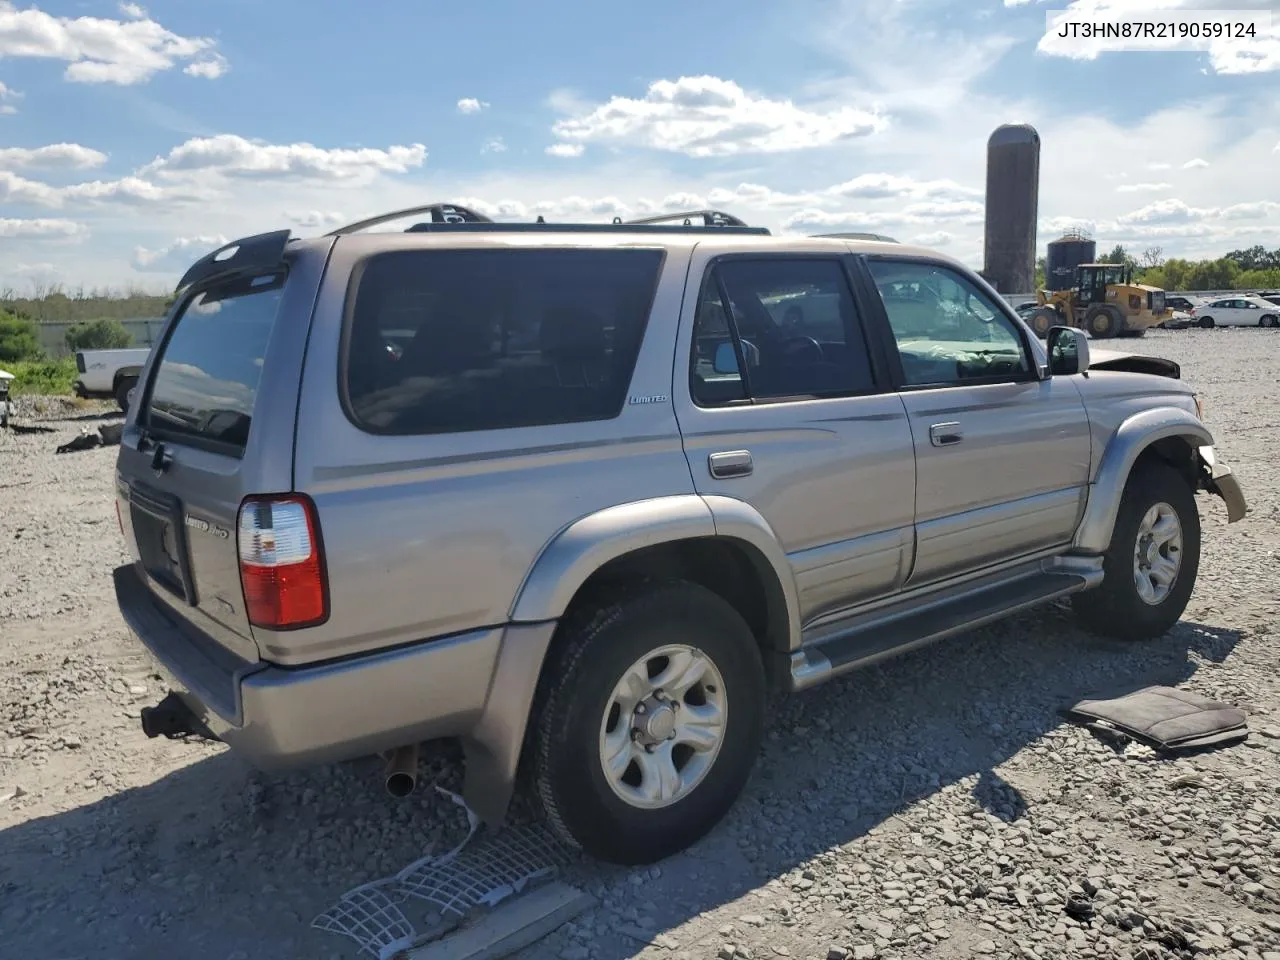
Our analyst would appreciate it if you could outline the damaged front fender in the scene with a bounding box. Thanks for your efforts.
[1198,446,1248,523]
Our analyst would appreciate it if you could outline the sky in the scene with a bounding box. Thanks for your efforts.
[1,0,1278,293]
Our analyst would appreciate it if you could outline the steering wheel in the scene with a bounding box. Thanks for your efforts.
[778,336,824,364]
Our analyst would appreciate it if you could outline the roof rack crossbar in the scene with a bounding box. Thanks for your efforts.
[624,209,749,228]
[175,229,293,294]
[327,203,494,237]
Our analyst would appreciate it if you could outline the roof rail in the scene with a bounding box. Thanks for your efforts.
[813,232,900,243]
[625,209,749,228]
[327,203,493,237]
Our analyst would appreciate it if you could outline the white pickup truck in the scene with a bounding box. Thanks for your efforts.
[73,347,151,412]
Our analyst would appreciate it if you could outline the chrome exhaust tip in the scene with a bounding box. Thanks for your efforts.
[384,744,419,798]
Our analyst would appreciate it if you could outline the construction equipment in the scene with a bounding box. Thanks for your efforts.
[1028,262,1172,339]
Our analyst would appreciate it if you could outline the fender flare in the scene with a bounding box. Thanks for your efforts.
[509,494,802,650]
[112,366,143,387]
[1072,407,1213,554]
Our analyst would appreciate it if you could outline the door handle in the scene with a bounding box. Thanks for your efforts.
[708,450,753,479]
[929,422,964,447]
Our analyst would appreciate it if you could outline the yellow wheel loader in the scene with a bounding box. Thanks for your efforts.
[1028,263,1172,340]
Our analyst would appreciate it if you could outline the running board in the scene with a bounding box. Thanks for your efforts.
[789,565,1100,692]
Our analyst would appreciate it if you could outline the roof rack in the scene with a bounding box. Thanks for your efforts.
[625,209,749,228]
[813,232,900,243]
[327,203,493,237]
[323,203,769,237]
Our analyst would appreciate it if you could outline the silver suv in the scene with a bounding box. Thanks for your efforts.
[113,204,1247,866]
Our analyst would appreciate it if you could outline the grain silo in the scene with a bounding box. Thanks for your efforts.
[982,124,1041,295]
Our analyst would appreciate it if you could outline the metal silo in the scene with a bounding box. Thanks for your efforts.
[983,124,1041,295]
[1045,231,1097,292]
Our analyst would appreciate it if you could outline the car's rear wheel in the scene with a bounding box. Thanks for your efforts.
[1260,314,1278,328]
[1071,460,1200,641]
[531,580,766,865]
[1198,316,1215,329]
[115,376,137,414]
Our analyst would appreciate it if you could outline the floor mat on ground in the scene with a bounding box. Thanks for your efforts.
[1066,685,1249,752]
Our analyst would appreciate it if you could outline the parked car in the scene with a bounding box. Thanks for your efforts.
[0,367,13,428]
[1190,295,1280,328]
[1160,310,1195,330]
[114,205,1248,867]
[74,346,152,411]
[1163,296,1201,313]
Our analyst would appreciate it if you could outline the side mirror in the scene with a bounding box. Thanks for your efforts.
[1047,326,1091,377]
[713,342,739,375]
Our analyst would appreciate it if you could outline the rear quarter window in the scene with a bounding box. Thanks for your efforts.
[144,271,285,455]
[341,247,664,435]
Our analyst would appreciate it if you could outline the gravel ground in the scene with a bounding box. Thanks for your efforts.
[1,329,1278,960]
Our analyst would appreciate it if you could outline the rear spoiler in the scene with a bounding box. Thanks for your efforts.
[175,229,293,295]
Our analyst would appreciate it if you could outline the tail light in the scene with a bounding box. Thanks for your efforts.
[1189,307,1196,316]
[237,495,328,630]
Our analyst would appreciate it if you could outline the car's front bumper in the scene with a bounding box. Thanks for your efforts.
[1199,445,1248,522]
[113,562,507,770]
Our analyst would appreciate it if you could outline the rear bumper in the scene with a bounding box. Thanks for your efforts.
[113,563,515,770]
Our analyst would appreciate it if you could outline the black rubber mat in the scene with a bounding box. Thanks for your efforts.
[1067,685,1248,752]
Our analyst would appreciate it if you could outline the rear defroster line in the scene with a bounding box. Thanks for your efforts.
[311,787,578,959]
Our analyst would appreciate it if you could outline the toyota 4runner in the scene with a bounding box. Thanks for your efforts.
[113,204,1248,865]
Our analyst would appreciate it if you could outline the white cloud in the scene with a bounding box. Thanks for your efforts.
[1116,181,1173,193]
[545,143,584,158]
[0,1,224,85]
[456,98,488,114]
[141,135,427,182]
[827,173,978,201]
[184,54,228,79]
[1183,157,1210,169]
[550,75,884,157]
[482,137,507,154]
[0,80,18,115]
[0,143,107,169]
[119,2,146,18]
[132,234,227,270]
[1115,198,1211,225]
[0,217,87,239]
[284,210,346,228]
[0,168,204,207]
[910,230,954,246]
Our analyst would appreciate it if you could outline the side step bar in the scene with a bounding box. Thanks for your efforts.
[789,563,1101,692]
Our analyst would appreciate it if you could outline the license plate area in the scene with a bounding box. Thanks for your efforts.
[129,482,198,606]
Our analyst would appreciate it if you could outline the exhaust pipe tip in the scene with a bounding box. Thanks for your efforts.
[384,743,419,798]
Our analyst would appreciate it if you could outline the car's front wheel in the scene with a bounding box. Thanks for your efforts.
[531,581,766,865]
[1071,460,1201,640]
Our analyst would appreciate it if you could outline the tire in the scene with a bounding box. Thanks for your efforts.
[1261,314,1278,328]
[531,580,766,865]
[1071,460,1201,641]
[1029,307,1058,339]
[1198,316,1215,329]
[115,376,137,414]
[1085,306,1121,339]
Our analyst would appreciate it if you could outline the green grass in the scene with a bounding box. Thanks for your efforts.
[5,357,79,396]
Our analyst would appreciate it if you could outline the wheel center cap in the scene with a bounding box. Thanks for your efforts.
[639,702,676,742]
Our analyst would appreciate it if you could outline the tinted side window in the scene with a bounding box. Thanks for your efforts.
[689,258,875,406]
[866,260,1031,387]
[145,271,285,455]
[344,248,663,434]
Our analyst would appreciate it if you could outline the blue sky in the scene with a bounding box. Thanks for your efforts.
[1,0,1277,291]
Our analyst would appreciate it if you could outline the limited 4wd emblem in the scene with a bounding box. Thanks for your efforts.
[184,513,230,540]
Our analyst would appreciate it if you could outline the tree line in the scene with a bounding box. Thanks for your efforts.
[1034,244,1280,292]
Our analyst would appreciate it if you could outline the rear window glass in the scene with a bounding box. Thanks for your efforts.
[343,247,663,435]
[144,272,285,454]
